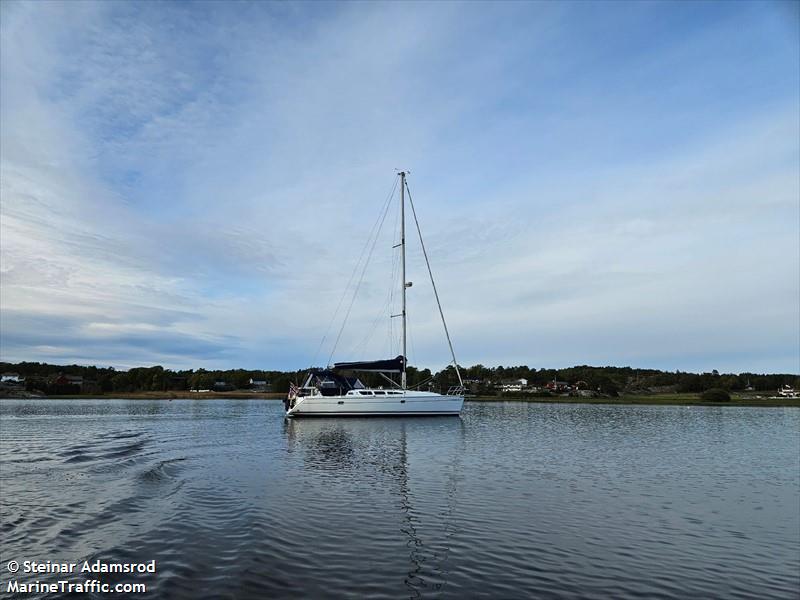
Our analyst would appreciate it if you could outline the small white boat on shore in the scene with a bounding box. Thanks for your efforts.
[286,172,464,418]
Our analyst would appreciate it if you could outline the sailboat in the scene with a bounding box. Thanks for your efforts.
[285,172,465,417]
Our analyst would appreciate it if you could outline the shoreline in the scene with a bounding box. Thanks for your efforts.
[2,391,798,407]
[468,394,800,408]
[1,391,286,400]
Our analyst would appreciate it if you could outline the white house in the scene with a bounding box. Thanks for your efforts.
[249,378,270,392]
[499,378,528,392]
[1,373,23,383]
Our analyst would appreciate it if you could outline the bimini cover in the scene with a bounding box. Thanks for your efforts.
[332,355,406,373]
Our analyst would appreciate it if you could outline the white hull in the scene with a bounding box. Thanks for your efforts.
[286,390,463,417]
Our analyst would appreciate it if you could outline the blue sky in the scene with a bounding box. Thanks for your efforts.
[1,1,798,374]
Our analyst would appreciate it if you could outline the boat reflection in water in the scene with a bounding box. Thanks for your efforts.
[283,417,465,597]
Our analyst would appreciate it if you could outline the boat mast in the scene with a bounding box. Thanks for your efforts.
[400,171,407,390]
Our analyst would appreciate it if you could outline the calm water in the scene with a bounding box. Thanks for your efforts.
[1,400,798,599]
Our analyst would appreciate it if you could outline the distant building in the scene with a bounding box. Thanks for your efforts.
[49,374,83,387]
[499,378,528,392]
[47,374,98,394]
[249,378,271,392]
[213,380,234,392]
[0,373,24,386]
[545,380,571,393]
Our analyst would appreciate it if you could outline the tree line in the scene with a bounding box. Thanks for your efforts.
[452,364,799,395]
[2,361,797,396]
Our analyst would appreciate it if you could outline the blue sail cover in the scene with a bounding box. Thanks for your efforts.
[332,355,405,373]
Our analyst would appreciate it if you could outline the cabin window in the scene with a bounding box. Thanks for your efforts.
[374,391,385,395]
[358,391,372,395]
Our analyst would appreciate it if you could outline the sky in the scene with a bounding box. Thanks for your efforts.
[1,1,798,374]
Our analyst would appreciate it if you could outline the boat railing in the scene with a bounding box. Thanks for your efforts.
[446,385,465,396]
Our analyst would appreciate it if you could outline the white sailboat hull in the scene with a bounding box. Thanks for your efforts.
[286,391,463,417]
